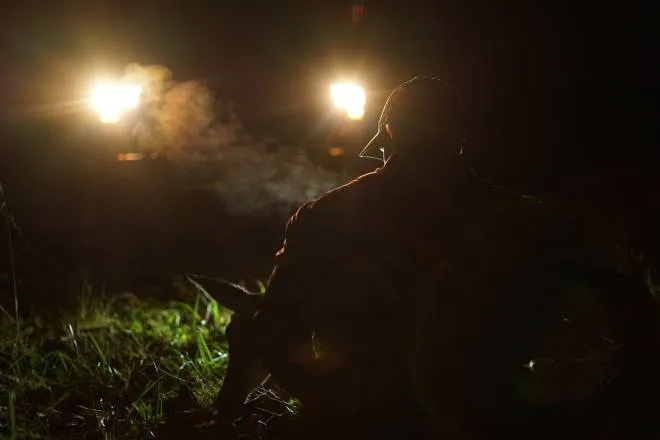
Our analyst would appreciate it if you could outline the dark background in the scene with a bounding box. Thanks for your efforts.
[0,0,657,309]
[2,0,656,179]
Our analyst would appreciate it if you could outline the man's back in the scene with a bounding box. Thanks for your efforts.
[261,150,659,436]
[209,75,658,438]
[257,151,539,418]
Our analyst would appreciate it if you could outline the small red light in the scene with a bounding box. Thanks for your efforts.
[329,147,345,157]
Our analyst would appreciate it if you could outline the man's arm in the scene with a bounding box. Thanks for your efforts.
[255,201,405,410]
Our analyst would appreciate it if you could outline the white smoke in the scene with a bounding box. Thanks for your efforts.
[209,143,343,215]
[121,63,348,215]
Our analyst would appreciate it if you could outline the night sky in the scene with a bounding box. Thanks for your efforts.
[0,0,657,311]
[1,0,657,188]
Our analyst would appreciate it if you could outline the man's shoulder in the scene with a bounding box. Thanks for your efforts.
[275,168,387,259]
[311,168,385,206]
[288,168,385,227]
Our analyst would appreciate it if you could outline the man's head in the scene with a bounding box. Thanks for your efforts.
[359,76,466,163]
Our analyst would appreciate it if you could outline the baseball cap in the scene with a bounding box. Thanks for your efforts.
[359,76,464,162]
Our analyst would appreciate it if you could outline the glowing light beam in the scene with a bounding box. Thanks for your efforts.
[89,81,143,124]
[330,82,366,120]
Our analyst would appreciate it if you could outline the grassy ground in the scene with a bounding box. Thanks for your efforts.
[0,278,246,439]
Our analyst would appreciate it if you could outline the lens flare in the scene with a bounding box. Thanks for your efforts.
[328,146,345,156]
[330,82,366,120]
[89,81,143,123]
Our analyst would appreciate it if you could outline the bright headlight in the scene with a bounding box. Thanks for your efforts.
[89,81,143,124]
[330,82,366,120]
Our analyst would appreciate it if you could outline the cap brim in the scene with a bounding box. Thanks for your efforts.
[358,130,389,162]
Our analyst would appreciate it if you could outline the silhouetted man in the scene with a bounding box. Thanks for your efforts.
[209,76,522,434]
[205,76,657,439]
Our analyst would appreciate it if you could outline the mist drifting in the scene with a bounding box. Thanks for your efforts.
[122,63,348,215]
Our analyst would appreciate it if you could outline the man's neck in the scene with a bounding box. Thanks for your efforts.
[385,149,468,179]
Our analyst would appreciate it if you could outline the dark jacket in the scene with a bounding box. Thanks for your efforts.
[253,151,541,412]
[253,152,658,436]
